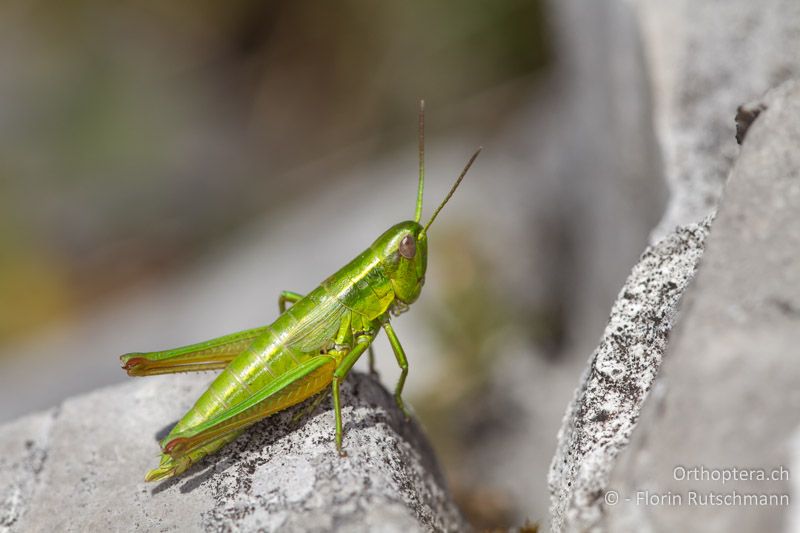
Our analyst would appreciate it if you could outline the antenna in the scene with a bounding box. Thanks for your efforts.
[414,100,425,223]
[421,147,482,235]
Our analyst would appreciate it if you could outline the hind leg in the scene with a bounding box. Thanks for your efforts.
[291,389,330,425]
[120,326,269,376]
[146,429,244,482]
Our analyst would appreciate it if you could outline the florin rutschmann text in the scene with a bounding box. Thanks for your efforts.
[603,465,791,508]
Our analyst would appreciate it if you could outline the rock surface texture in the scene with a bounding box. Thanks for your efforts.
[547,220,709,530]
[605,79,800,532]
[639,0,800,240]
[0,372,465,532]
[549,0,800,531]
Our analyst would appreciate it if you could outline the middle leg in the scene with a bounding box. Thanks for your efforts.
[278,290,304,313]
[331,334,373,454]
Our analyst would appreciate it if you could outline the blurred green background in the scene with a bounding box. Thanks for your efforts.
[0,1,560,528]
[0,0,550,343]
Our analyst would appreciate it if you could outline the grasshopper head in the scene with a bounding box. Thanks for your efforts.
[372,221,428,306]
[376,100,479,308]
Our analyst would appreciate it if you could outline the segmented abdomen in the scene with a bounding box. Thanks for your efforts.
[168,292,347,437]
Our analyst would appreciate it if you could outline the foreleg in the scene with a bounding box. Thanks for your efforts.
[382,321,412,419]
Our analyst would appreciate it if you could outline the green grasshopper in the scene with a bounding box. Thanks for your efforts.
[120,101,481,482]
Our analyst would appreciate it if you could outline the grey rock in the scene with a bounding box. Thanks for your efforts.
[0,410,55,532]
[637,0,800,240]
[547,220,709,532]
[605,79,800,533]
[549,0,800,529]
[1,372,465,532]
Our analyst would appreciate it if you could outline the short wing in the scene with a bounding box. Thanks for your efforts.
[120,326,270,376]
[162,354,337,457]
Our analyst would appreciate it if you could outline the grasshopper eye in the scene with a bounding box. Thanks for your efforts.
[399,234,416,259]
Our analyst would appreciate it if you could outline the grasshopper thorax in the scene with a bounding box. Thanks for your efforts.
[370,221,428,307]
